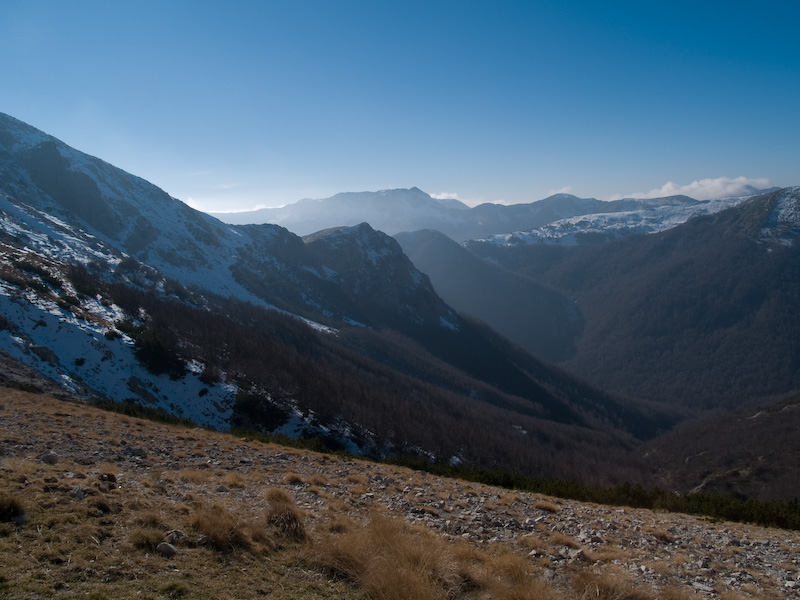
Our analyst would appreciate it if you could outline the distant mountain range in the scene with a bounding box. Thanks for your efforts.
[2,110,799,500]
[211,186,778,243]
[464,187,800,409]
[0,111,653,486]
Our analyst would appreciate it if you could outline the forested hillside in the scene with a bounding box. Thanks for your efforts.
[462,189,800,409]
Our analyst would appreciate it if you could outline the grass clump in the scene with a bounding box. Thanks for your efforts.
[534,500,560,513]
[316,513,463,600]
[314,512,563,600]
[189,504,250,552]
[129,526,164,551]
[161,581,191,599]
[572,568,656,600]
[266,488,307,543]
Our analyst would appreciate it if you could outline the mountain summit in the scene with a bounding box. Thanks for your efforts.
[214,187,469,237]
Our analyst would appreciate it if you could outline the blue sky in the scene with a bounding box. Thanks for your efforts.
[2,1,797,211]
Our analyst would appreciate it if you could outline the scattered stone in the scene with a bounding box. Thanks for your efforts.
[156,542,178,558]
[5,393,800,599]
[40,449,59,464]
[123,446,147,459]
[165,530,188,544]
[568,548,585,562]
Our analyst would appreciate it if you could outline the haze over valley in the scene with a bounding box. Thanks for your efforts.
[1,111,799,505]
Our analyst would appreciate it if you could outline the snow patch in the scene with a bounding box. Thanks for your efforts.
[478,196,753,247]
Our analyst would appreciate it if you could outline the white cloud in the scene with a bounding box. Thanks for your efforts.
[183,197,206,211]
[430,191,493,207]
[548,186,573,196]
[612,177,771,201]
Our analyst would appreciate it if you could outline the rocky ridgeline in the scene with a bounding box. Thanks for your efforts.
[2,389,799,598]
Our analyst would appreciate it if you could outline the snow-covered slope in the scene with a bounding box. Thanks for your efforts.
[0,201,237,429]
[0,113,271,302]
[0,284,236,430]
[0,112,490,431]
[0,112,467,332]
[760,187,800,246]
[477,195,756,247]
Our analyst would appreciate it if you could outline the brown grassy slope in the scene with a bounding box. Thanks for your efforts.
[1,388,798,599]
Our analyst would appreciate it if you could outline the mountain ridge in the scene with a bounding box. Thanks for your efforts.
[0,111,653,485]
[462,188,800,408]
[212,186,777,243]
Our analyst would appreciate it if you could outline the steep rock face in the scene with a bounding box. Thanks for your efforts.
[306,223,460,330]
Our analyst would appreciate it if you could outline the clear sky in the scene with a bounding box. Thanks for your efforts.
[2,1,797,211]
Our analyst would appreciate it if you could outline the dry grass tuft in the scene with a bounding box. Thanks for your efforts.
[284,472,305,485]
[644,526,675,544]
[94,462,122,476]
[534,500,560,513]
[266,488,307,542]
[129,526,165,551]
[306,472,328,485]
[134,509,168,529]
[315,513,464,600]
[499,492,520,506]
[550,531,580,549]
[316,512,559,600]
[586,546,632,563]
[659,585,694,600]
[177,468,213,484]
[221,471,246,488]
[346,473,368,486]
[572,568,656,600]
[326,515,354,534]
[487,567,558,600]
[189,504,250,552]
[1,458,39,481]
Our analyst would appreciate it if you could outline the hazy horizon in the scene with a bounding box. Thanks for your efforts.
[2,1,797,212]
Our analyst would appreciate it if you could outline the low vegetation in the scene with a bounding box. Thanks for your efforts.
[388,457,800,531]
[2,388,799,600]
[91,390,800,532]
